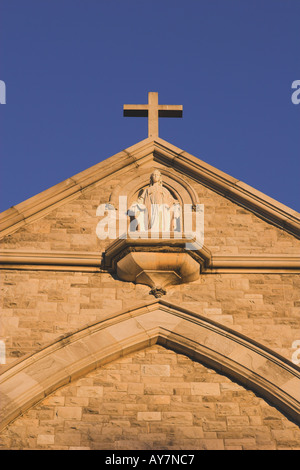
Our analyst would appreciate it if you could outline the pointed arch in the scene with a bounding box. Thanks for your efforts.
[1,299,299,431]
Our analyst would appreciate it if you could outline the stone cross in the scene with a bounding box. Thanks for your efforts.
[123,92,183,138]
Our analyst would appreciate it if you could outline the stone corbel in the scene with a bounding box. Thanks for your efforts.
[103,237,211,296]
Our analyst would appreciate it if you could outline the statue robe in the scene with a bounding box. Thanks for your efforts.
[138,183,176,232]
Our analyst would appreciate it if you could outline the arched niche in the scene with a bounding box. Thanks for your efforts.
[109,167,199,209]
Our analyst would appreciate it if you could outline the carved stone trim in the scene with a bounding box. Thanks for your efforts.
[103,237,208,295]
[0,249,299,273]
[1,299,299,430]
[149,287,167,298]
[103,237,211,268]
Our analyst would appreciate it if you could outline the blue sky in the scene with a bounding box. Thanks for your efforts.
[0,0,299,212]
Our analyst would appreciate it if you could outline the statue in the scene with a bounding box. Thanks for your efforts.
[129,170,181,233]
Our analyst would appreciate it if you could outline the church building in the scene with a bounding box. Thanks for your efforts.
[0,93,300,450]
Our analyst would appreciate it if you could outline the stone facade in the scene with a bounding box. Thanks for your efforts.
[1,270,299,365]
[1,345,300,450]
[1,167,299,255]
[0,137,299,450]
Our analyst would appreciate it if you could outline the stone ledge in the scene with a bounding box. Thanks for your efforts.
[1,249,299,273]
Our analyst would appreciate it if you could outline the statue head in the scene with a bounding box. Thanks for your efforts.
[150,170,162,186]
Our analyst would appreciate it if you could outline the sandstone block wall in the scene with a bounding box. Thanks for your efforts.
[1,165,300,255]
[1,345,299,450]
[1,270,298,365]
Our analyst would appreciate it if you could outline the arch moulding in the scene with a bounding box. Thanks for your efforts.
[0,299,300,431]
[109,167,199,208]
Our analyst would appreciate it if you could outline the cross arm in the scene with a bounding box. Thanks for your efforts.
[158,105,183,118]
[123,105,148,117]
